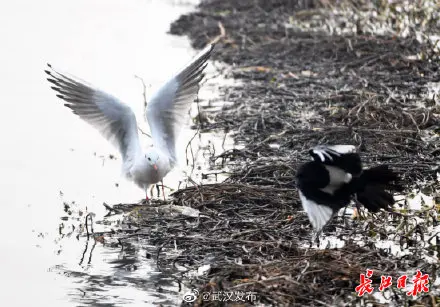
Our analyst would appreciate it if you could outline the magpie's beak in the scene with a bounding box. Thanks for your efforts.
[153,164,158,172]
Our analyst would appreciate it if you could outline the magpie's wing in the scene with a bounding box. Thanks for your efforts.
[309,145,362,175]
[309,145,356,163]
[298,190,335,232]
[297,183,352,232]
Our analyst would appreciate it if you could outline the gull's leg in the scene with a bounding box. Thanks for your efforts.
[156,184,160,198]
[142,185,150,204]
[161,180,166,201]
[149,185,155,199]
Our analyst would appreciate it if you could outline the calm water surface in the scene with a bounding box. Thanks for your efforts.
[0,0,230,306]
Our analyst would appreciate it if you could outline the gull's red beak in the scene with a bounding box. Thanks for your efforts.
[153,164,158,171]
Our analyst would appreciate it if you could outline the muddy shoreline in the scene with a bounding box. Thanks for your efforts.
[110,1,438,306]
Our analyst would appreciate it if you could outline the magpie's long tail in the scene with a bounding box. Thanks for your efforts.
[355,165,403,212]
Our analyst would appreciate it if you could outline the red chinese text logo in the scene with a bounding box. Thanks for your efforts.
[355,269,429,297]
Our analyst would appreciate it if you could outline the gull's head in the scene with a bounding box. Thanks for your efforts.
[144,149,160,172]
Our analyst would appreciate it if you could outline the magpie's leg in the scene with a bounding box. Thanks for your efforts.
[311,229,321,246]
[342,206,348,226]
[353,196,366,219]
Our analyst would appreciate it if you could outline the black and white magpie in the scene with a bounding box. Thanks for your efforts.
[296,145,402,232]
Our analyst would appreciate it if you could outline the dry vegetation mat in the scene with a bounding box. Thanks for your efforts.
[105,1,440,306]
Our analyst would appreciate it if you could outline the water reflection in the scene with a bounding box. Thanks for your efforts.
[61,241,181,306]
[0,0,232,305]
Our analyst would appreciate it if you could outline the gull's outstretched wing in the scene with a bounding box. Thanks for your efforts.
[45,64,141,165]
[146,44,214,164]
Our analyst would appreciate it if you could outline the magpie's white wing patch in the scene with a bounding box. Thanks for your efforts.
[298,190,334,232]
[324,165,353,187]
[326,145,356,154]
[310,145,356,163]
